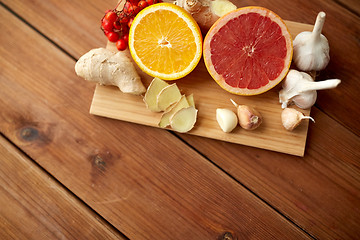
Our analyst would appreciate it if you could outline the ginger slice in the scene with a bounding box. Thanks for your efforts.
[159,95,190,128]
[170,106,198,133]
[186,93,195,107]
[157,83,182,111]
[143,78,169,112]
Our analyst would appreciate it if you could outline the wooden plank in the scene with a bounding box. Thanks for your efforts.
[0,5,310,240]
[3,0,359,136]
[333,0,360,16]
[2,0,359,239]
[180,107,360,239]
[0,135,125,240]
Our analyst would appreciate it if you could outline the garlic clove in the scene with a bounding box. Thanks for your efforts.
[230,99,262,130]
[216,108,238,133]
[293,12,330,71]
[281,108,315,131]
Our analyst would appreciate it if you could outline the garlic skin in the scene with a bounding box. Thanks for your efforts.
[279,69,341,109]
[293,12,330,71]
[281,108,315,131]
[230,99,262,130]
[216,108,238,133]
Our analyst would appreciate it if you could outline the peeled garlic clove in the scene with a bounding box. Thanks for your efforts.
[216,108,238,133]
[281,108,315,131]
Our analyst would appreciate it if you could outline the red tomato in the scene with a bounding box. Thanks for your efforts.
[128,18,134,28]
[138,0,148,9]
[124,2,133,14]
[113,20,122,30]
[133,6,140,14]
[102,19,113,32]
[116,39,128,51]
[106,32,119,42]
[129,0,139,5]
[105,11,117,23]
[122,34,129,43]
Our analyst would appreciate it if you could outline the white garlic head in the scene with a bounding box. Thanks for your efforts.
[292,90,317,109]
[293,12,330,71]
[279,70,316,109]
[279,69,340,109]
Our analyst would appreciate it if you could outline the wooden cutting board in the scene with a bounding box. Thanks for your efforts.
[90,20,314,157]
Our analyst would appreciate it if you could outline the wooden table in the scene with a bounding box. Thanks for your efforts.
[1,0,359,239]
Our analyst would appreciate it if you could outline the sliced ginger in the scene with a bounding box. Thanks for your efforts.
[170,106,198,133]
[159,95,190,128]
[143,77,198,133]
[186,93,195,107]
[157,84,182,111]
[143,77,169,112]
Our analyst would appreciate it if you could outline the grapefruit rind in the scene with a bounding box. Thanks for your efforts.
[203,6,293,95]
[129,3,203,80]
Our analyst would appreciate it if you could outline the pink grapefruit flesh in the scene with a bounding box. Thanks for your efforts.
[203,7,293,95]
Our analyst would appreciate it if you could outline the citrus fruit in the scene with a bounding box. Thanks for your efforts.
[203,7,293,95]
[129,3,203,80]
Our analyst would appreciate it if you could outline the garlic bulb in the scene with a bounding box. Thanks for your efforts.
[281,108,315,131]
[279,69,341,109]
[293,12,330,71]
[216,108,238,133]
[230,99,262,130]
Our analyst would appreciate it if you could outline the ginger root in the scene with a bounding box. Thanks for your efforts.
[175,0,236,31]
[75,48,146,95]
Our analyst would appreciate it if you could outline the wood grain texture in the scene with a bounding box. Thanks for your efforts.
[180,107,360,239]
[0,135,124,240]
[0,6,311,240]
[90,22,313,157]
[3,0,359,136]
[334,0,360,16]
[1,0,360,239]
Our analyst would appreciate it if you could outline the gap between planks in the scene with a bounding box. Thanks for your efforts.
[0,133,129,240]
[0,4,315,237]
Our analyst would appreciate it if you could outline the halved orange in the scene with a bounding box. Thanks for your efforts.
[203,7,293,95]
[129,3,203,80]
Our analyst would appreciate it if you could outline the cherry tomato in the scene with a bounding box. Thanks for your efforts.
[138,0,148,9]
[105,11,117,23]
[116,39,127,51]
[102,19,113,32]
[120,16,129,24]
[129,0,139,6]
[128,18,134,28]
[113,20,122,30]
[124,2,133,14]
[122,34,129,43]
[106,32,119,42]
[145,0,154,5]
[132,5,140,14]
[122,24,129,34]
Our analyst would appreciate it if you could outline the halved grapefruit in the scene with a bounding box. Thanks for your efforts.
[203,7,293,95]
